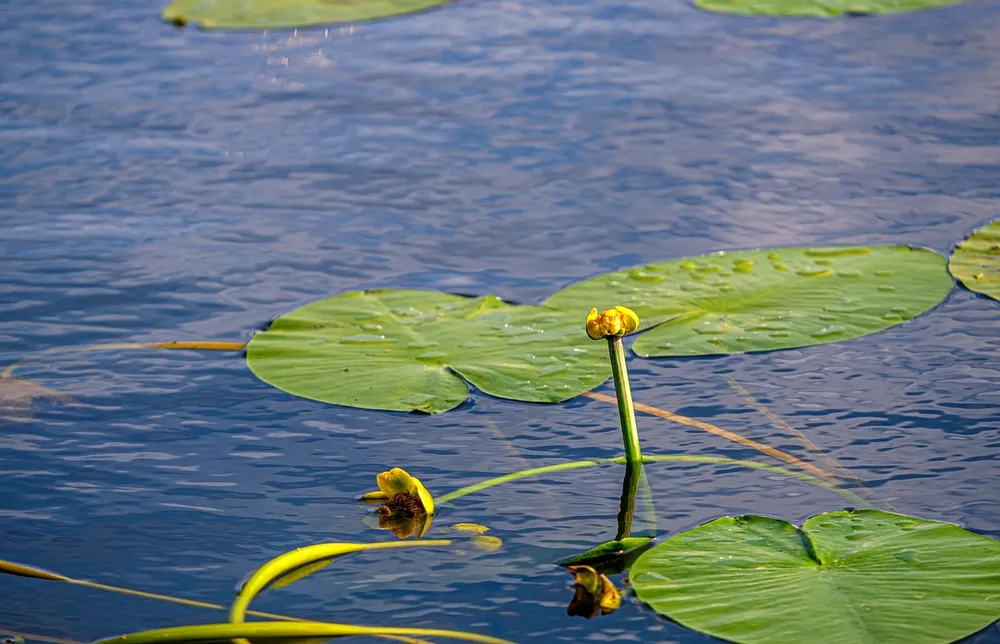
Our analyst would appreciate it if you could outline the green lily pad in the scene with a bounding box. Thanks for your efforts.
[544,245,952,357]
[949,219,1000,303]
[630,509,1000,644]
[694,0,964,17]
[162,0,449,29]
[246,289,607,414]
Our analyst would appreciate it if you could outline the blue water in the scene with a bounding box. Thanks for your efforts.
[2,0,1000,641]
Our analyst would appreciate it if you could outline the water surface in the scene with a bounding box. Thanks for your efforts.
[1,0,999,641]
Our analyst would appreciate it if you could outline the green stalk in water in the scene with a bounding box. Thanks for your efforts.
[586,306,643,466]
[436,454,870,508]
[615,461,642,540]
[607,336,641,465]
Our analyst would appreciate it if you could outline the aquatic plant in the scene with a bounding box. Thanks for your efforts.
[4,235,1000,644]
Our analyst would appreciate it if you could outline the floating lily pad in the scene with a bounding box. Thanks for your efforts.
[246,289,607,414]
[162,0,449,29]
[949,219,1000,303]
[544,245,952,357]
[630,509,1000,644]
[694,0,964,17]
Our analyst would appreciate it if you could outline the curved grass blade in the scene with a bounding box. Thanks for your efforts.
[437,455,869,508]
[230,540,453,626]
[91,621,514,644]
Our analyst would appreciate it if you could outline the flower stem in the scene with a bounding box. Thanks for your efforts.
[607,336,642,466]
[615,462,642,540]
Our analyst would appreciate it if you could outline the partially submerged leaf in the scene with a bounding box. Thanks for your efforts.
[247,290,607,414]
[558,537,652,575]
[565,565,621,619]
[162,0,451,29]
[630,509,1000,644]
[545,245,952,357]
[694,0,964,16]
[949,219,1000,302]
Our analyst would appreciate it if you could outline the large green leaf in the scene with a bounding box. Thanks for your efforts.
[544,245,952,357]
[630,509,1000,644]
[246,289,608,414]
[162,0,449,29]
[949,219,1000,303]
[693,0,963,17]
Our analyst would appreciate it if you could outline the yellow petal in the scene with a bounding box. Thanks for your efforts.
[566,565,602,594]
[374,468,435,516]
[614,306,640,334]
[586,308,602,340]
[376,468,417,496]
[359,491,390,502]
[598,574,622,615]
[565,565,621,619]
[415,513,433,539]
[452,523,490,535]
[472,535,503,552]
[603,312,623,337]
[411,474,435,516]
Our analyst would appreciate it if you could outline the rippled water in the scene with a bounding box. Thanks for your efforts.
[2,0,1000,641]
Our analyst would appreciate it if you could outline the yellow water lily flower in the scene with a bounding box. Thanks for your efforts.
[565,565,621,618]
[361,468,435,539]
[586,306,640,340]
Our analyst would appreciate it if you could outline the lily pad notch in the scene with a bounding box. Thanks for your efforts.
[246,245,954,413]
[246,289,610,414]
[630,509,1000,644]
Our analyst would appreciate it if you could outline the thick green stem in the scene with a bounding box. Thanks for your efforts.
[607,336,642,466]
[615,462,642,540]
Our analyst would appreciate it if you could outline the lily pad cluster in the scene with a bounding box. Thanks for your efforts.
[248,244,954,413]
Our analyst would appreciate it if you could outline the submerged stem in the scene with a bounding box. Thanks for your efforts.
[437,454,870,508]
[607,337,642,466]
[615,462,643,540]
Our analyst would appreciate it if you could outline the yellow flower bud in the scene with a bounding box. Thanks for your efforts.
[585,306,640,340]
